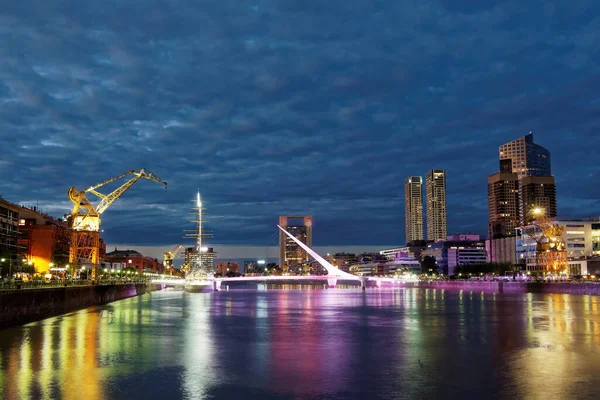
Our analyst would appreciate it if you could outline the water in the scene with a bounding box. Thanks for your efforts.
[1,288,600,399]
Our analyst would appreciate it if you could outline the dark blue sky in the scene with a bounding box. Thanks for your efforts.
[1,0,599,249]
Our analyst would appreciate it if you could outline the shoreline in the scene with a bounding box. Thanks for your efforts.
[0,283,165,329]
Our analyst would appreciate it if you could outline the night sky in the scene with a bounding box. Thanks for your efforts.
[1,1,599,258]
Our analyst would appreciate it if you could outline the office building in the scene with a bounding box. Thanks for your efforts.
[488,170,520,238]
[486,236,517,265]
[184,246,216,274]
[279,216,312,273]
[489,133,557,235]
[499,133,551,178]
[216,261,239,276]
[0,197,21,261]
[426,170,447,241]
[422,235,486,276]
[244,260,266,275]
[404,176,424,243]
[521,176,557,224]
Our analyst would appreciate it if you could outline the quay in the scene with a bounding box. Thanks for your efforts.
[0,282,165,328]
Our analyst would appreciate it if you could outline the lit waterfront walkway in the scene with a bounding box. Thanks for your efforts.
[0,279,150,291]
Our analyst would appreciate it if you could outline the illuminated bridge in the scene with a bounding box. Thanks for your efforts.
[151,225,417,290]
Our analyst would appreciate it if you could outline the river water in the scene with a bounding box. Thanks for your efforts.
[1,288,600,399]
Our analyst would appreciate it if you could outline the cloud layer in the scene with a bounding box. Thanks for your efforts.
[1,0,599,250]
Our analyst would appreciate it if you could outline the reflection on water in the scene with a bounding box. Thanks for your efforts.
[1,289,600,399]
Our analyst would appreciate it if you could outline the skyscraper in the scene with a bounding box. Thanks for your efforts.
[521,176,557,224]
[489,133,557,236]
[426,169,447,241]
[499,133,551,178]
[488,170,520,238]
[278,216,312,273]
[405,176,424,243]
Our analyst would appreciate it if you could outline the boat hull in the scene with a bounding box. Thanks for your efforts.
[184,283,213,293]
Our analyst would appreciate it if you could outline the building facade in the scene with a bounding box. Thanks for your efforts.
[184,246,215,274]
[404,176,424,243]
[216,261,240,276]
[486,236,517,265]
[278,216,312,273]
[487,171,520,238]
[0,198,21,263]
[17,206,70,274]
[104,248,164,274]
[516,218,600,273]
[521,176,557,224]
[499,133,551,179]
[489,133,557,236]
[447,246,487,277]
[422,235,486,276]
[426,169,447,241]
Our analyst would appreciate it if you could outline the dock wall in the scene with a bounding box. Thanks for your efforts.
[0,283,164,328]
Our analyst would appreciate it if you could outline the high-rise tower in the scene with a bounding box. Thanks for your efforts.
[499,133,551,178]
[278,216,312,273]
[405,176,424,243]
[426,170,447,241]
[488,168,520,238]
[489,133,557,236]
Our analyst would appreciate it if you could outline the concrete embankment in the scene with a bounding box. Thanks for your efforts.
[414,281,600,295]
[0,283,164,328]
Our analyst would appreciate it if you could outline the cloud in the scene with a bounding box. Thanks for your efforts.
[0,0,598,253]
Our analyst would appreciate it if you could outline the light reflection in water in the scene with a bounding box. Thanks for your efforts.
[0,289,599,399]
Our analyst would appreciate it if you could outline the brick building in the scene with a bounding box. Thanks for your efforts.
[216,261,239,276]
[17,206,70,274]
[104,248,164,274]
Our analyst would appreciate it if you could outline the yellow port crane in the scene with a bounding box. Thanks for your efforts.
[68,169,167,279]
[522,207,568,277]
[163,244,184,276]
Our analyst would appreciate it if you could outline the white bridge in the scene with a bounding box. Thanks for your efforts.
[151,225,417,290]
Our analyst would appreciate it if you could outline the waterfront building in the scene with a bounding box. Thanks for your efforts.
[426,170,447,241]
[0,197,22,266]
[488,168,520,238]
[379,247,411,260]
[516,218,598,274]
[489,133,557,234]
[216,261,239,276]
[278,216,312,273]
[17,206,70,274]
[592,217,600,256]
[184,246,215,274]
[349,259,421,276]
[104,248,164,274]
[486,236,517,265]
[521,176,557,224]
[327,253,357,273]
[422,235,486,276]
[404,176,424,243]
[244,260,266,275]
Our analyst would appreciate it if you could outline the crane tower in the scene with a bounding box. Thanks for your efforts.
[522,207,568,277]
[163,244,184,276]
[68,169,167,279]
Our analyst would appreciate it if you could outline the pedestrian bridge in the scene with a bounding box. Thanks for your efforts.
[150,225,418,290]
